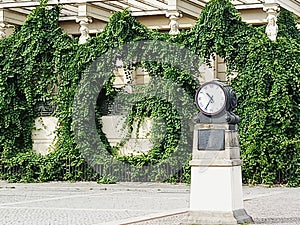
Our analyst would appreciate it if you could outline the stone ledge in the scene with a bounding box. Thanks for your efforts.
[189,159,243,167]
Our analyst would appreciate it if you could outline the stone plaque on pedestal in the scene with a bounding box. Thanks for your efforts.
[198,129,225,150]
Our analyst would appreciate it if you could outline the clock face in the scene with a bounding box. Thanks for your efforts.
[195,82,226,115]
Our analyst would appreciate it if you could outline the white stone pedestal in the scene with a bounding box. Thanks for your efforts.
[190,166,243,212]
[187,164,252,224]
[185,123,253,225]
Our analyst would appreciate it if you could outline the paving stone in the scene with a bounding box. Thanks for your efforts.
[0,182,299,225]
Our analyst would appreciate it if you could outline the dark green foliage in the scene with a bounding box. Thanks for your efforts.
[182,0,261,71]
[61,10,197,181]
[184,0,299,186]
[277,9,300,41]
[232,38,300,186]
[0,6,195,182]
[0,4,97,182]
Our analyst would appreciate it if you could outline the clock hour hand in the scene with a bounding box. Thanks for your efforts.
[205,93,214,110]
[206,93,214,103]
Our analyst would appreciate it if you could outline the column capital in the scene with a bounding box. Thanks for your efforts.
[75,16,92,25]
[263,2,280,13]
[166,10,182,19]
[166,11,182,35]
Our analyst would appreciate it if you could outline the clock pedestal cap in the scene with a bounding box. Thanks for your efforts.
[184,81,253,225]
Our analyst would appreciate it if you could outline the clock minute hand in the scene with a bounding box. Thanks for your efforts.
[205,100,211,110]
[205,98,213,110]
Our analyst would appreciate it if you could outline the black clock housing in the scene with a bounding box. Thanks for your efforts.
[194,80,240,124]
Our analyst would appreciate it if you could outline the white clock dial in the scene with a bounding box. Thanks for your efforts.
[196,82,226,115]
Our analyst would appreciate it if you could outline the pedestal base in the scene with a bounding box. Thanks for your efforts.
[188,120,253,224]
[187,165,253,224]
[184,209,253,225]
[190,166,244,211]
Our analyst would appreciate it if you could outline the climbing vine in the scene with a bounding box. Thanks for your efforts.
[183,0,300,186]
[0,3,73,182]
[0,0,299,186]
[277,9,300,41]
[58,10,198,182]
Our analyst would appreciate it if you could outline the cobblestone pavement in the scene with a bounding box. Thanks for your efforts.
[0,181,299,225]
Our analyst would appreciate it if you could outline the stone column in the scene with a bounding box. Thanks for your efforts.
[76,17,92,44]
[166,11,182,35]
[263,1,280,41]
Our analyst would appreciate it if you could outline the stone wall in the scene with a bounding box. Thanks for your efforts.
[101,115,153,156]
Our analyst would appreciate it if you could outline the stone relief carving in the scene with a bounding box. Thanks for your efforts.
[76,17,92,44]
[0,22,6,39]
[266,14,278,41]
[78,23,90,44]
[169,17,180,35]
[166,11,182,35]
[263,2,280,41]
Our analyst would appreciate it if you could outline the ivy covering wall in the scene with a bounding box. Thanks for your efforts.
[0,0,299,186]
[183,0,300,186]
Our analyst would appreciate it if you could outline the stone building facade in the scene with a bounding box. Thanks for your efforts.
[1,0,299,155]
